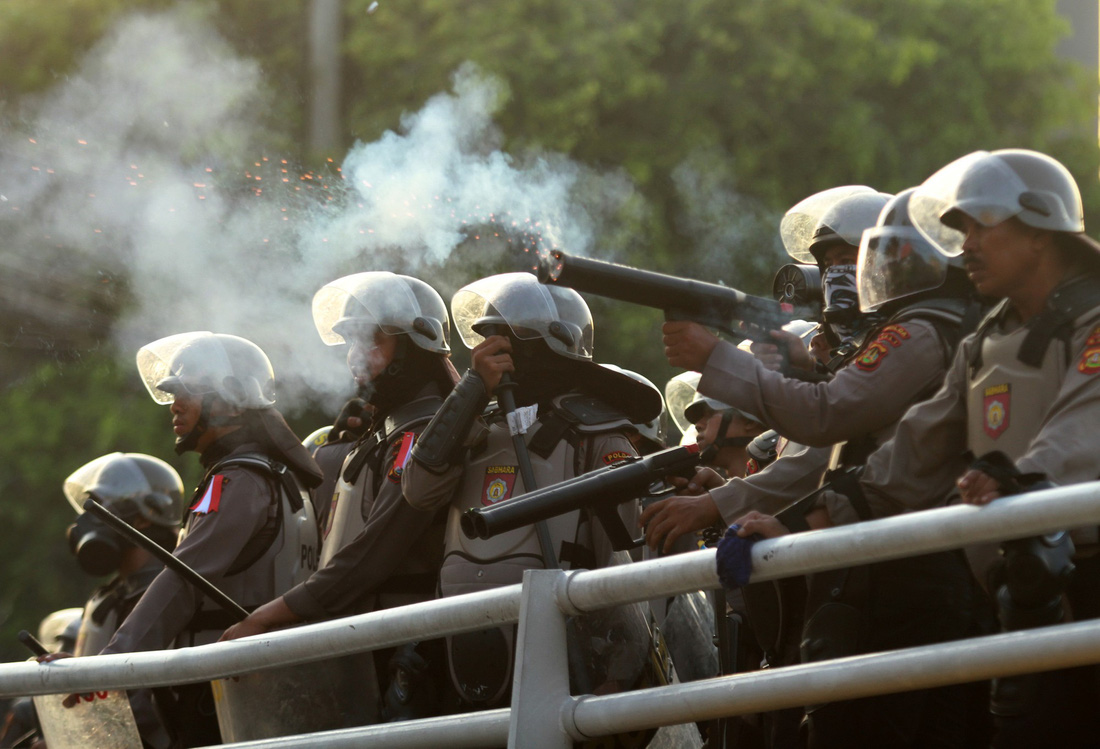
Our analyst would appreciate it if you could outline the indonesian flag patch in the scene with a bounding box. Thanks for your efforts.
[482,465,517,506]
[983,383,1011,439]
[190,475,225,515]
[387,432,416,483]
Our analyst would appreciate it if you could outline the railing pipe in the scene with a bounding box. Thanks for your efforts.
[0,585,521,697]
[564,481,1100,612]
[4,481,1099,700]
[197,709,510,749]
[566,619,1100,739]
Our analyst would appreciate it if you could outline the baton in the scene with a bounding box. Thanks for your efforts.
[83,498,249,621]
[18,630,49,657]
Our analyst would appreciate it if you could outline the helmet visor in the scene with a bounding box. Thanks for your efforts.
[452,273,593,359]
[312,272,449,353]
[63,453,151,517]
[857,225,949,312]
[780,186,877,263]
[910,151,1026,257]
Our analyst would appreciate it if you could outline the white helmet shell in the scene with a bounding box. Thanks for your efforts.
[452,272,594,360]
[781,186,890,264]
[312,272,450,354]
[137,332,276,409]
[64,452,184,528]
[910,149,1099,258]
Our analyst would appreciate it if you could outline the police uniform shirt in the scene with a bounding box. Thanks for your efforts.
[708,440,833,526]
[282,385,446,620]
[697,318,954,448]
[823,290,1100,532]
[102,441,281,654]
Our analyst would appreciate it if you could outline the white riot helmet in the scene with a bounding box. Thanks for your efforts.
[137,332,276,410]
[37,609,84,654]
[665,371,759,435]
[452,272,593,360]
[910,149,1100,259]
[312,272,450,354]
[780,186,893,265]
[64,452,184,527]
[64,452,184,575]
[858,188,966,312]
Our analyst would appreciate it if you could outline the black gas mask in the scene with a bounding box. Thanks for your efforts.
[66,511,131,577]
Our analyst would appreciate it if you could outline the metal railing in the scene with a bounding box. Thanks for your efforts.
[4,481,1100,748]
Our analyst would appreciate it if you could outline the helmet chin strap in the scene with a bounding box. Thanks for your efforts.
[173,394,242,455]
[712,411,754,449]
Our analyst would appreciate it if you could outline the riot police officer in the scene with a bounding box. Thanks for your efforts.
[221,272,456,721]
[655,185,988,748]
[779,149,1100,748]
[402,272,662,710]
[102,332,321,746]
[63,453,184,658]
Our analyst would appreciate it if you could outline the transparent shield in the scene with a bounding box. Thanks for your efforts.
[857,225,948,311]
[34,690,142,749]
[212,654,379,742]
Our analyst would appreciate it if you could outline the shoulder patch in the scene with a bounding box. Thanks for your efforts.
[1079,346,1100,375]
[601,450,633,465]
[190,475,225,515]
[745,458,761,476]
[855,324,912,371]
[387,432,416,483]
[1085,325,1100,348]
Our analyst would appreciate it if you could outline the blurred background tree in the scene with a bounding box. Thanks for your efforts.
[0,0,1096,664]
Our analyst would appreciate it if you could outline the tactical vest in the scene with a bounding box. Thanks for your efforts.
[439,393,636,598]
[967,318,1066,460]
[181,454,319,642]
[966,277,1100,462]
[321,395,444,565]
[826,297,976,474]
[74,563,162,657]
[440,393,636,707]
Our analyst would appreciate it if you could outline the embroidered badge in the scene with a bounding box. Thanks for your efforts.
[855,324,910,372]
[190,475,224,514]
[745,458,761,476]
[387,432,416,483]
[1079,346,1100,375]
[601,451,633,466]
[482,465,517,506]
[1086,325,1100,348]
[983,384,1010,439]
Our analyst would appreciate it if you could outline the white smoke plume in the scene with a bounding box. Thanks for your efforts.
[0,8,643,414]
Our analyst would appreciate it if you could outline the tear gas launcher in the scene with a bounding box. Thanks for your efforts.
[537,250,795,341]
[461,442,714,550]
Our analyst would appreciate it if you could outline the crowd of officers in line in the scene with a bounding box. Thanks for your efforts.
[3,147,1100,749]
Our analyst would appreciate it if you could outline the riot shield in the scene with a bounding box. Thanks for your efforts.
[212,651,379,741]
[32,689,142,749]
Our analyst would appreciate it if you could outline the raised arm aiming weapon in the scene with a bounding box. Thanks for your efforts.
[461,443,713,551]
[537,250,795,342]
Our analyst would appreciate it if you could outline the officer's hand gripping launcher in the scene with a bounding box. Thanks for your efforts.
[461,443,713,551]
[537,250,795,342]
